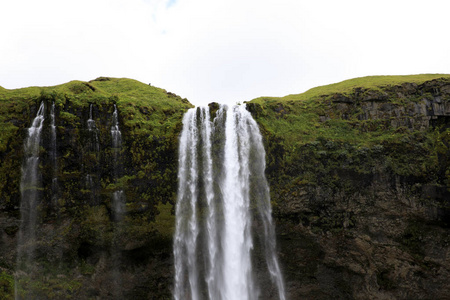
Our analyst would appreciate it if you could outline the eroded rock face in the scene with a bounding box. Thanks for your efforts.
[0,82,189,298]
[261,78,450,299]
[324,79,450,131]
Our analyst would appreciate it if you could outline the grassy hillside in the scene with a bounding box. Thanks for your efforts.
[0,77,193,298]
[249,74,450,147]
[0,77,192,151]
[256,74,450,102]
[248,74,450,199]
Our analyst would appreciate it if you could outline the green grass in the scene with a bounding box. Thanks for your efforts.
[0,77,192,150]
[268,74,450,102]
[249,74,450,148]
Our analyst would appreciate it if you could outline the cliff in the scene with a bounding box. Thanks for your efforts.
[0,77,191,299]
[0,74,449,299]
[248,74,450,299]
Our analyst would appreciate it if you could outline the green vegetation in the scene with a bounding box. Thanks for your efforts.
[250,74,450,148]
[15,274,82,300]
[1,74,449,298]
[249,74,450,235]
[0,271,14,300]
[265,74,450,102]
[0,77,191,299]
[0,77,192,144]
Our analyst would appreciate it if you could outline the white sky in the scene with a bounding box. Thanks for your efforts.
[1,0,449,107]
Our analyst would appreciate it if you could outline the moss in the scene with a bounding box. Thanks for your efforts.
[15,273,82,299]
[262,74,450,102]
[152,202,175,237]
[250,75,450,149]
[0,271,14,300]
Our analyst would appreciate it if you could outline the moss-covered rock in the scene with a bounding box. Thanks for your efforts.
[0,77,191,299]
[248,74,450,299]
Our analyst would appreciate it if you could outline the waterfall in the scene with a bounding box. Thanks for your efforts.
[87,104,100,152]
[174,108,201,300]
[50,102,58,205]
[110,104,126,299]
[85,104,100,201]
[174,105,286,300]
[111,104,125,220]
[15,102,45,299]
[17,102,45,263]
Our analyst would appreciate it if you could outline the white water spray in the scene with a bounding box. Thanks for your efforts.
[15,102,45,299]
[87,104,100,152]
[50,102,58,204]
[18,102,45,263]
[85,104,100,201]
[111,104,125,220]
[174,105,286,300]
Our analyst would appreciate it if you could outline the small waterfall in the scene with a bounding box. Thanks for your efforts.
[110,104,126,299]
[87,104,100,152]
[85,104,100,202]
[111,104,125,220]
[50,102,58,205]
[15,102,45,299]
[174,105,286,300]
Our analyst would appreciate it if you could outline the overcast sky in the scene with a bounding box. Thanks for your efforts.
[1,0,449,106]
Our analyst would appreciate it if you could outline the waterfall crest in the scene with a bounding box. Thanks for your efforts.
[174,105,286,300]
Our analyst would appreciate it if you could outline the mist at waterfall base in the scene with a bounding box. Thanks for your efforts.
[174,105,286,300]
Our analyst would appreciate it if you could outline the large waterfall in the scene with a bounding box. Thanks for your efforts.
[174,105,286,300]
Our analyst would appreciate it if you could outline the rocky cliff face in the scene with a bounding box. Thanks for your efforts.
[0,75,449,299]
[0,78,191,299]
[249,76,450,299]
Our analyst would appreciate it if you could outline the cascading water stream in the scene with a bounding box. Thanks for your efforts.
[110,104,125,299]
[50,102,58,205]
[85,104,100,201]
[111,104,125,220]
[174,105,286,300]
[201,107,219,300]
[174,108,201,300]
[15,102,45,299]
[17,102,45,263]
[87,104,100,152]
[221,105,255,299]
